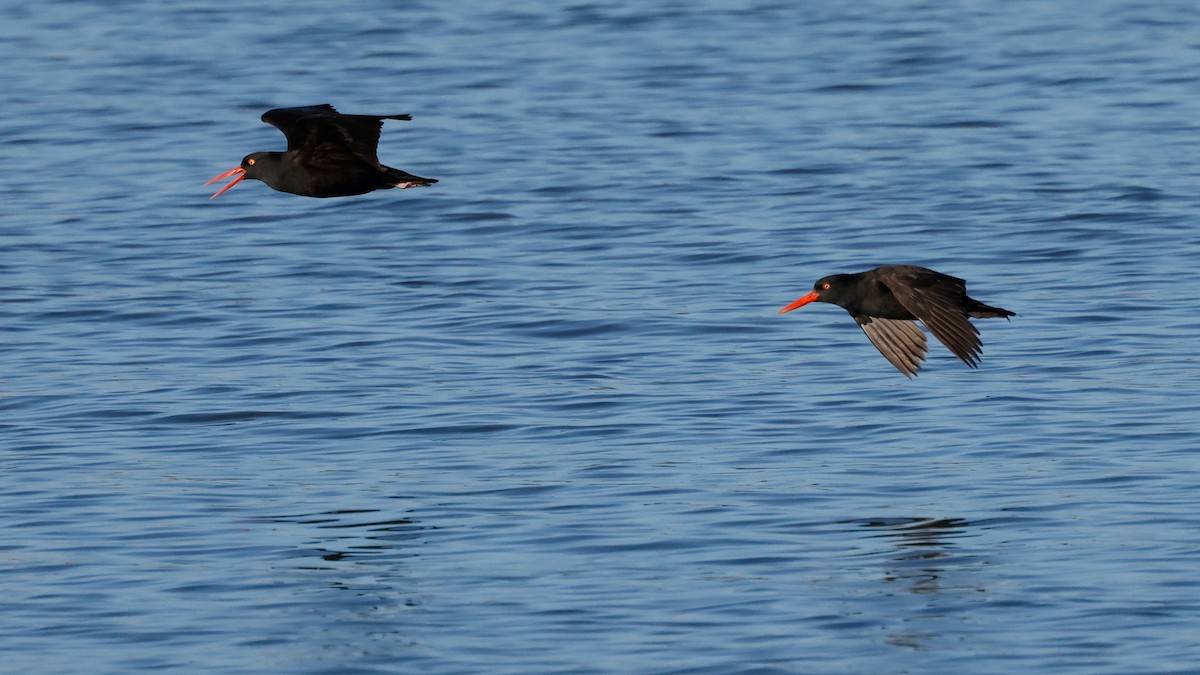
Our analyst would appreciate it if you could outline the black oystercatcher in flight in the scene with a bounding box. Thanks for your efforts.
[206,104,438,198]
[778,265,1013,377]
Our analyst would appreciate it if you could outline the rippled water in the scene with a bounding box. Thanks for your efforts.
[4,0,1200,672]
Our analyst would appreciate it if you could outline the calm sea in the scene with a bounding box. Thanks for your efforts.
[3,0,1200,672]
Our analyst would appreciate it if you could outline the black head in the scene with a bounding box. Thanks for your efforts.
[778,273,855,314]
[205,152,278,198]
[239,152,271,177]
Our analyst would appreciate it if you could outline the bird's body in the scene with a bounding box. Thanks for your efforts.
[207,104,437,198]
[779,265,1013,377]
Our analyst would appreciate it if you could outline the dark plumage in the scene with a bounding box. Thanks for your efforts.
[206,104,437,198]
[778,265,1013,377]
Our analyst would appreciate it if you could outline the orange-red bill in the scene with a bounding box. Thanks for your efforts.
[205,166,246,199]
[778,291,821,314]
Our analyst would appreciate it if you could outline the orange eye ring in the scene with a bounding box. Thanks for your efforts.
[247,158,256,166]
[821,282,831,290]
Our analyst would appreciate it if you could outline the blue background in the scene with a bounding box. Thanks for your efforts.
[3,1,1200,672]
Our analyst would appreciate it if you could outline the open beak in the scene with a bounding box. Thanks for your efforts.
[205,166,246,199]
[778,291,821,314]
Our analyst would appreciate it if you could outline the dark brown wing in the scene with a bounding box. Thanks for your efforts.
[879,267,982,367]
[261,104,412,168]
[856,316,928,378]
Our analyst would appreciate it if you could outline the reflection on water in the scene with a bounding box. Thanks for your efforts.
[255,508,429,566]
[844,517,988,651]
[853,517,976,593]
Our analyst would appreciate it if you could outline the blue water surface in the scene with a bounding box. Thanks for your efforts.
[3,1,1200,672]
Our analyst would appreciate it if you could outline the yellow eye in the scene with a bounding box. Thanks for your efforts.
[247,158,256,166]
[821,282,831,290]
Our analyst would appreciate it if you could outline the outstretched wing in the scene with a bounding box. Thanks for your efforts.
[880,267,982,367]
[856,316,928,378]
[262,104,412,168]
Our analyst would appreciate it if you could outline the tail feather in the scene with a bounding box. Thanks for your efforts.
[383,166,437,188]
[966,298,1015,320]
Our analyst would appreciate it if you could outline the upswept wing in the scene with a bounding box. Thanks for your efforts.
[261,104,412,168]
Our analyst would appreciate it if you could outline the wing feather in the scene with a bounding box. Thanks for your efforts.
[261,104,412,168]
[880,268,984,367]
[921,300,982,366]
[857,316,928,378]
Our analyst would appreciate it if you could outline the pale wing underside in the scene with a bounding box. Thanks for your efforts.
[857,316,928,378]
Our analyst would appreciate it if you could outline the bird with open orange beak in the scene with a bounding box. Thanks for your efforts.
[206,104,437,199]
